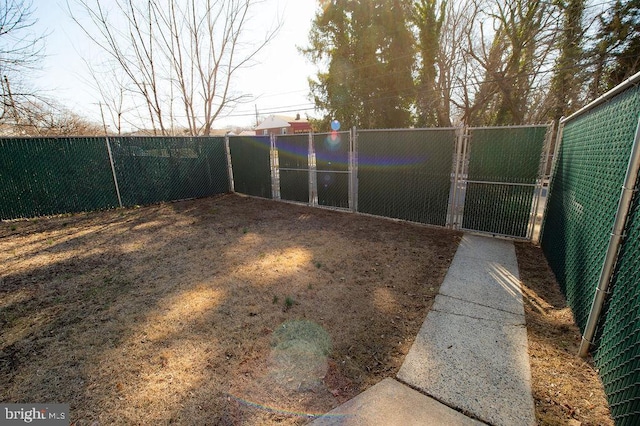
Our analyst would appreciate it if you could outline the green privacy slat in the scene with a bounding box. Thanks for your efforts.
[461,126,546,236]
[462,184,534,238]
[541,84,640,424]
[0,137,119,219]
[279,170,309,203]
[357,129,455,226]
[313,132,349,208]
[228,136,272,199]
[0,136,228,220]
[593,172,640,424]
[111,136,228,207]
[467,127,547,184]
[277,134,309,203]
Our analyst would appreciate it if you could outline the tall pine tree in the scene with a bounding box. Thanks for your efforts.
[591,0,640,95]
[413,0,447,127]
[304,0,415,129]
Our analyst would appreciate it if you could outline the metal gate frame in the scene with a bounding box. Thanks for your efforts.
[265,125,551,240]
[272,130,356,212]
[448,124,553,239]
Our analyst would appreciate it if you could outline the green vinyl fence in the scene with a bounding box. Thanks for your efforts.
[541,82,640,424]
[0,136,229,220]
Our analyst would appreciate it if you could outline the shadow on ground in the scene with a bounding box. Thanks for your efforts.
[1,194,460,425]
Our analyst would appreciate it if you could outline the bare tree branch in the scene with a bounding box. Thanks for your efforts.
[69,0,280,135]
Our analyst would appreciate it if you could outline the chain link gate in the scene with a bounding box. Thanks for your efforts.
[271,131,355,211]
[451,125,552,239]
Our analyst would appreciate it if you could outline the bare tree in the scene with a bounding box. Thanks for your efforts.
[70,0,279,136]
[436,0,476,126]
[453,0,561,125]
[0,0,46,126]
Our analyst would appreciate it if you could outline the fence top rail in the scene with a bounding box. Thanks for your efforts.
[357,126,460,133]
[312,130,351,136]
[0,135,227,140]
[561,70,640,124]
[467,124,550,130]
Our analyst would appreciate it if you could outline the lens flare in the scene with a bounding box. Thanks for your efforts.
[324,132,342,151]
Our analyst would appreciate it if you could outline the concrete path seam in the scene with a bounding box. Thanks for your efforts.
[435,293,526,316]
[393,377,491,425]
[430,308,528,327]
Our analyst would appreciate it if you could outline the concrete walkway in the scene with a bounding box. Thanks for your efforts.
[311,234,535,426]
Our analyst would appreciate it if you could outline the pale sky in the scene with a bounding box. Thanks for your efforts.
[30,0,320,131]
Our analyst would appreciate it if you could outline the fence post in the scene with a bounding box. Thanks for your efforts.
[449,128,463,229]
[105,136,123,208]
[539,120,565,241]
[270,133,280,200]
[451,126,470,229]
[224,133,235,193]
[309,132,317,206]
[529,121,555,242]
[349,127,358,212]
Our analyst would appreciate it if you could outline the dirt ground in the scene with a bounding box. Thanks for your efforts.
[0,194,460,425]
[1,194,616,425]
[515,243,614,426]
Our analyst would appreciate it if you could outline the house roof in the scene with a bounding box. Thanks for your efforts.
[255,114,309,130]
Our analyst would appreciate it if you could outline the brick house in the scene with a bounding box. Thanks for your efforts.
[255,114,312,136]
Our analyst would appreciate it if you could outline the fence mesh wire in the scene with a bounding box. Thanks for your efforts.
[541,84,640,424]
[112,136,228,206]
[0,136,229,220]
[313,132,350,209]
[0,137,119,219]
[462,126,547,237]
[228,136,272,199]
[276,134,309,203]
[595,180,640,425]
[357,129,455,226]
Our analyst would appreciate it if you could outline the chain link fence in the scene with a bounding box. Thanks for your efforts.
[462,126,549,238]
[541,83,640,424]
[227,135,272,199]
[595,184,640,425]
[112,136,228,206]
[0,136,229,220]
[357,128,456,226]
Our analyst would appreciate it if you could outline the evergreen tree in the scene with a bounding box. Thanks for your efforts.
[304,0,415,129]
[591,0,640,95]
[413,0,447,127]
[549,0,586,121]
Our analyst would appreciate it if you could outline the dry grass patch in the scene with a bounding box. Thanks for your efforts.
[1,194,460,425]
[515,242,614,426]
